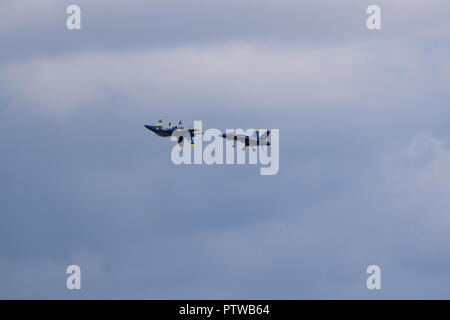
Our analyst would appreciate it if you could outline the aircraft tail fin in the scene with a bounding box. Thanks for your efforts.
[259,129,271,140]
[189,130,196,146]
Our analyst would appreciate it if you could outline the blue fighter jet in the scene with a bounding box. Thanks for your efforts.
[144,120,200,146]
[220,129,271,151]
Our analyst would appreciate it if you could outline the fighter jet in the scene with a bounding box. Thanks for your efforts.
[144,120,200,146]
[220,129,271,151]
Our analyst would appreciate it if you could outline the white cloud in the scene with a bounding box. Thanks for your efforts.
[2,41,446,115]
[384,133,450,197]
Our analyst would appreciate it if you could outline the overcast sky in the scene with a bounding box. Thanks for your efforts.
[1,0,450,299]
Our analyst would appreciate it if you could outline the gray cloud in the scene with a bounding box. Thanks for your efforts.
[1,0,450,299]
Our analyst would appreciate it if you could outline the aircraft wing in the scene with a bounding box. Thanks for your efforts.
[174,128,198,146]
[230,134,249,143]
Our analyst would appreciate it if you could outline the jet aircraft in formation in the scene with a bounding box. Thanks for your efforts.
[220,129,271,151]
[144,120,200,146]
[144,120,271,150]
